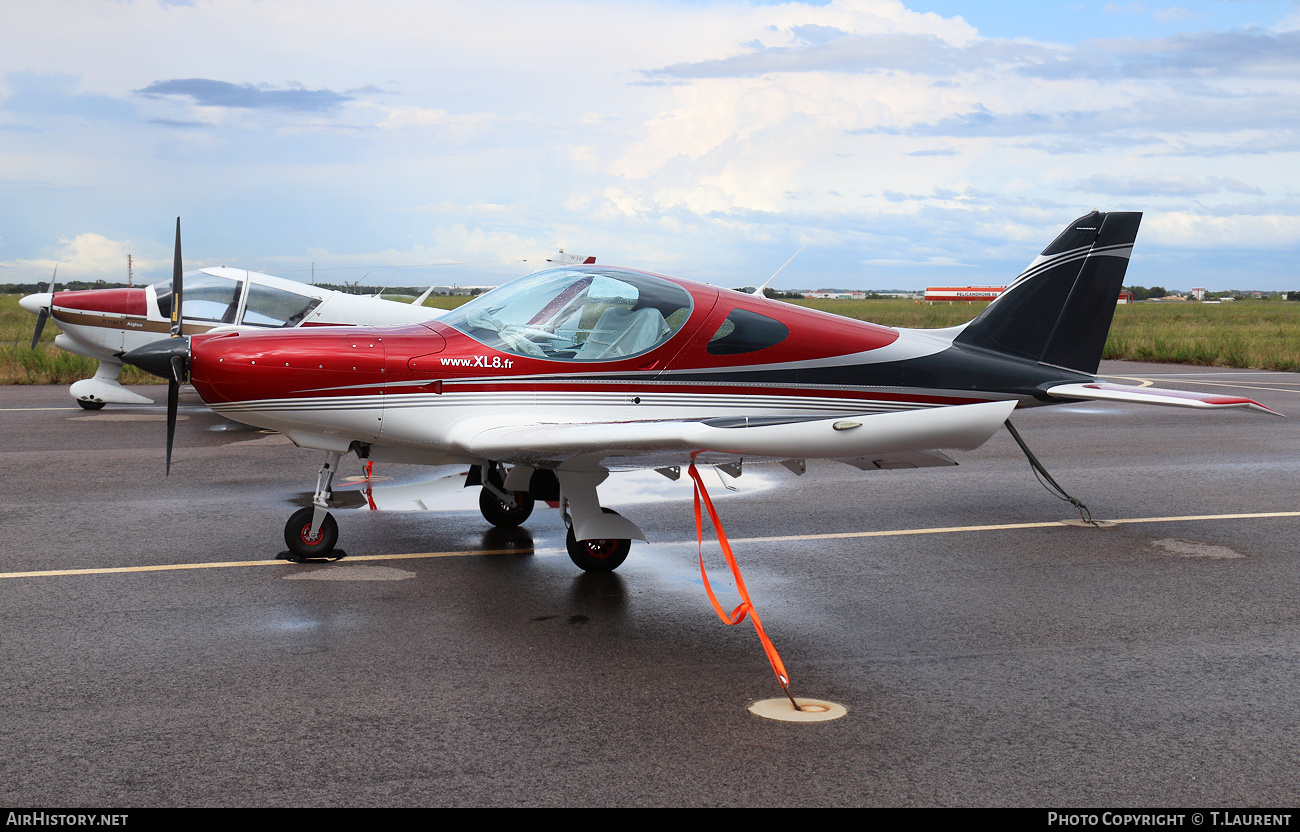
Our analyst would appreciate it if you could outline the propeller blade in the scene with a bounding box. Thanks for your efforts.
[121,335,191,475]
[170,217,183,338]
[169,353,187,385]
[29,307,48,350]
[166,376,179,476]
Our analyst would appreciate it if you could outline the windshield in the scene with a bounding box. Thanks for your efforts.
[441,268,693,361]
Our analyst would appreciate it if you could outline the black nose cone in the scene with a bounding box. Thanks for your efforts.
[123,337,190,381]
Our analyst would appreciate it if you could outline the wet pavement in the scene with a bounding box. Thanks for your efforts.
[1,361,1298,806]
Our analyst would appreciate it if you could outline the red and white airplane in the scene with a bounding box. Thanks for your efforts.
[123,211,1274,569]
[20,258,446,409]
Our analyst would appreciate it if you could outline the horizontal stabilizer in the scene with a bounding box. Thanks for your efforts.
[1045,382,1281,415]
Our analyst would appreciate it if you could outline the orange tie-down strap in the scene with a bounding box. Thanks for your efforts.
[360,460,378,510]
[687,462,792,693]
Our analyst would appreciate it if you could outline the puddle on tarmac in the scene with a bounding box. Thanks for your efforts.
[284,565,416,581]
[1152,538,1245,559]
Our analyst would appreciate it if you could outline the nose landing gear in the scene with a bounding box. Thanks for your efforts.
[284,451,343,562]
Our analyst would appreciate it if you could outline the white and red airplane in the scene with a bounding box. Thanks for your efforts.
[20,256,447,409]
[123,211,1274,569]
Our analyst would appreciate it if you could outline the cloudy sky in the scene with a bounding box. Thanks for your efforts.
[3,0,1299,292]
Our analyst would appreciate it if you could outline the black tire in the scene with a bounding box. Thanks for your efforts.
[479,487,535,527]
[565,508,631,572]
[284,507,339,560]
[76,399,106,411]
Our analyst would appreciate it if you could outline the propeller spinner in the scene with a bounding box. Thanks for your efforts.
[21,266,57,350]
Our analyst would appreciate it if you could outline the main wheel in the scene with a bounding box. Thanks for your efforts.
[285,507,339,560]
[76,399,106,411]
[479,487,535,527]
[565,508,630,572]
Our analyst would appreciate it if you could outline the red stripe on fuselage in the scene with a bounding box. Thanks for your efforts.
[55,288,148,317]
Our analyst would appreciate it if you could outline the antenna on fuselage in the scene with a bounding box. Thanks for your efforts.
[754,231,819,299]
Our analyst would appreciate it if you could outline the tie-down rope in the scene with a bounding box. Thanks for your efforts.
[687,462,800,709]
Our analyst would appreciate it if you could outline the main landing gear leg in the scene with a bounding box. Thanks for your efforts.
[284,451,342,561]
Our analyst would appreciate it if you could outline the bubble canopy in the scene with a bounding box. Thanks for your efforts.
[440,267,694,362]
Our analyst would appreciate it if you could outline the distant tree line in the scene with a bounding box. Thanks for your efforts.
[316,282,485,296]
[731,288,884,299]
[1123,286,1169,301]
[2,280,133,294]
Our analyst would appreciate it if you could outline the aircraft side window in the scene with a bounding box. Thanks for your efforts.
[242,283,322,327]
[706,308,789,355]
[155,273,242,324]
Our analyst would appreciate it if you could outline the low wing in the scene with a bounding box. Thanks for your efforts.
[1046,382,1281,415]
[450,400,1018,471]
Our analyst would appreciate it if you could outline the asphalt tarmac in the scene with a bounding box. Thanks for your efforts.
[1,361,1298,807]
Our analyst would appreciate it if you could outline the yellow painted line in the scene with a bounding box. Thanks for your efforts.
[3,510,1298,580]
[0,548,538,580]
[1099,375,1155,387]
[1099,374,1300,395]
[726,511,1300,544]
[1146,379,1300,395]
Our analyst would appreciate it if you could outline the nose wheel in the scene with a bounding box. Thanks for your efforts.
[479,487,535,527]
[285,507,339,560]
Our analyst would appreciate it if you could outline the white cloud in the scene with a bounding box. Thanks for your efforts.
[376,106,498,137]
[1145,211,1300,249]
[0,233,163,281]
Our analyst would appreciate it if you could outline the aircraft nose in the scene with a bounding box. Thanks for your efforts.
[123,336,191,381]
[19,292,51,315]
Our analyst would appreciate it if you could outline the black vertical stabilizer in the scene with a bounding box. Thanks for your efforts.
[953,211,1142,374]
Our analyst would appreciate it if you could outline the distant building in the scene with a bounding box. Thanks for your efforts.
[1191,287,1206,300]
[803,290,868,299]
[923,286,1005,303]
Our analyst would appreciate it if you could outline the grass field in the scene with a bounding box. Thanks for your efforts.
[3,292,1298,384]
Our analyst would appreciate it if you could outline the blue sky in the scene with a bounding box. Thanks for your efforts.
[2,0,1299,291]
